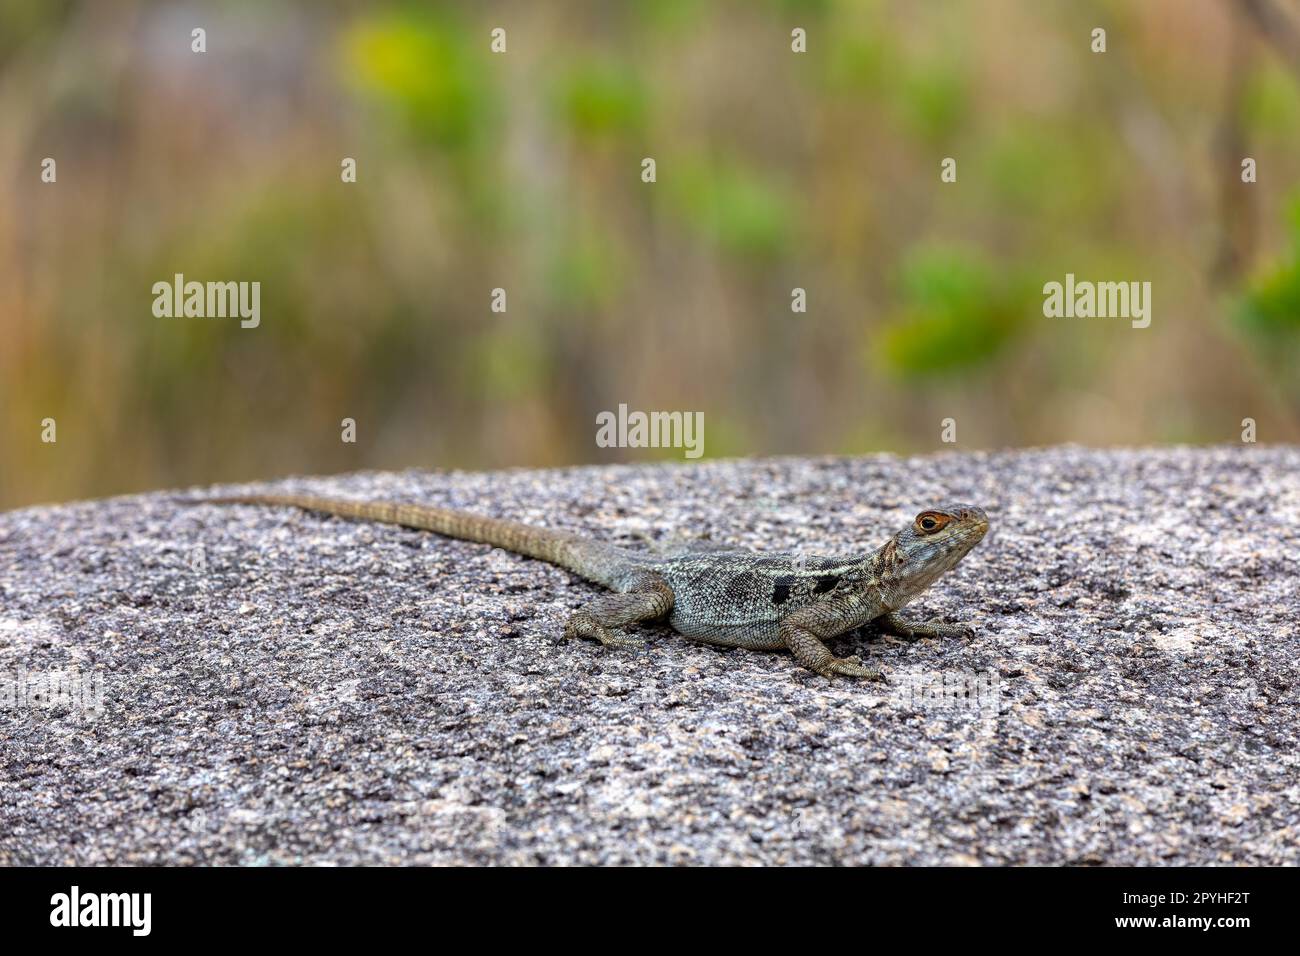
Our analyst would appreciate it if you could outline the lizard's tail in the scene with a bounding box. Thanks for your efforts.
[187,493,630,587]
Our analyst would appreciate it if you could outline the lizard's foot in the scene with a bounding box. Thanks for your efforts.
[782,619,885,680]
[822,654,886,681]
[879,612,973,642]
[561,572,672,652]
[564,612,646,650]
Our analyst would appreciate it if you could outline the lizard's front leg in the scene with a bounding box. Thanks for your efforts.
[779,595,885,680]
[564,570,674,650]
[877,611,973,642]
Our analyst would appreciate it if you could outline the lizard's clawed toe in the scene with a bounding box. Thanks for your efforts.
[563,612,601,642]
[564,612,644,650]
[883,614,975,643]
[604,633,646,650]
[934,623,974,641]
[826,655,885,680]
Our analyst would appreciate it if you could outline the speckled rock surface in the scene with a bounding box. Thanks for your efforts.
[1,446,1297,865]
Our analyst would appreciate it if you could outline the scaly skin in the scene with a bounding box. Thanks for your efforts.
[194,494,989,679]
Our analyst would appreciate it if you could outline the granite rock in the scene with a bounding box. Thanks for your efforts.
[1,446,1297,865]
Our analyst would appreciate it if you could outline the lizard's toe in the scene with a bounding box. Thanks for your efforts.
[564,612,644,650]
[564,612,603,642]
[827,655,885,680]
[604,633,646,651]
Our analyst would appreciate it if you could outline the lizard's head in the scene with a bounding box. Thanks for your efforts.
[882,504,989,606]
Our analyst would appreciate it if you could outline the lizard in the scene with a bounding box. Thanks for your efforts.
[193,494,989,679]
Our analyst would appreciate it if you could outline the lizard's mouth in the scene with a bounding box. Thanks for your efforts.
[945,524,986,563]
[955,511,990,551]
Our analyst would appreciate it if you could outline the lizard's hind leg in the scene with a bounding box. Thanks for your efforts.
[564,571,674,651]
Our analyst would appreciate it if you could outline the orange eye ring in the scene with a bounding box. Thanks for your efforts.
[916,512,950,533]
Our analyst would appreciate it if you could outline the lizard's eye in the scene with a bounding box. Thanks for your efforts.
[916,513,949,533]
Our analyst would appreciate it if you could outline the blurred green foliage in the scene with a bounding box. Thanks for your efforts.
[2,0,1299,508]
[343,13,492,150]
[878,247,1030,379]
[668,156,795,260]
[0,0,74,63]
[1239,196,1300,376]
[549,227,628,311]
[822,33,893,93]
[557,59,648,139]
[983,124,1111,222]
[1242,60,1300,140]
[893,60,968,143]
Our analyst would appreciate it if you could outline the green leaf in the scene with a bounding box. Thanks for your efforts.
[341,14,488,150]
[555,60,648,139]
[876,247,1028,378]
[668,157,794,260]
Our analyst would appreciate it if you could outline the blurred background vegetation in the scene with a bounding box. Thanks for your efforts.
[2,0,1299,508]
